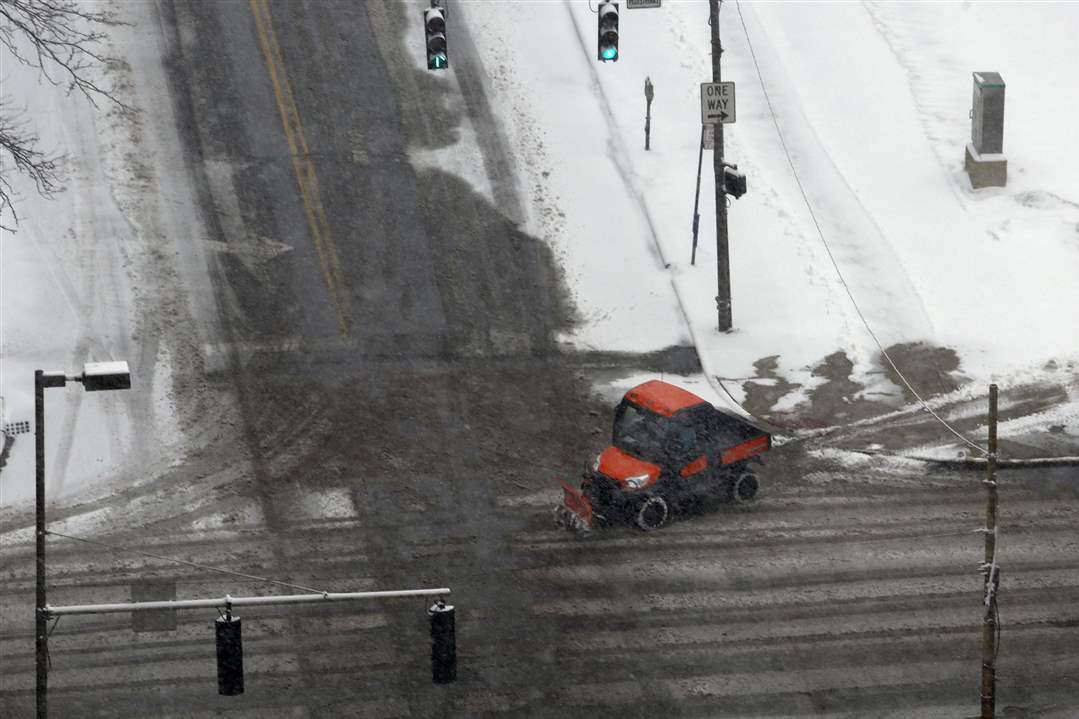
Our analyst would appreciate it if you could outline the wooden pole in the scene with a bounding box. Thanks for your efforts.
[980,383,999,718]
[708,0,732,331]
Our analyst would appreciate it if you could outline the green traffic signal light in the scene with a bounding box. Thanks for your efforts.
[597,1,619,63]
[424,6,448,71]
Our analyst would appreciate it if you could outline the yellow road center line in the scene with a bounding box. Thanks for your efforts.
[248,0,351,335]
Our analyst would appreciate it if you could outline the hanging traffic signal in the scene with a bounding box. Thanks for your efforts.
[429,599,456,684]
[723,163,747,199]
[597,2,619,62]
[424,5,448,70]
[215,614,244,696]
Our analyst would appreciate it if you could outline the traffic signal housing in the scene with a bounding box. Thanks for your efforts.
[723,163,747,199]
[424,6,448,70]
[429,599,456,684]
[597,2,619,62]
[215,614,244,696]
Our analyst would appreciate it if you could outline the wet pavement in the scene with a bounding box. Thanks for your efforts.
[0,1,1076,717]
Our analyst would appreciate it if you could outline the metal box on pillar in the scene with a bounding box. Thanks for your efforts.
[964,72,1007,189]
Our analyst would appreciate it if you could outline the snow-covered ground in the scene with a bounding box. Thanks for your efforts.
[0,1,236,505]
[3,1,1077,506]
[457,0,1079,443]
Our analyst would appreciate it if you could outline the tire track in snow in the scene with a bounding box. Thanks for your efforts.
[733,3,937,348]
[561,0,672,273]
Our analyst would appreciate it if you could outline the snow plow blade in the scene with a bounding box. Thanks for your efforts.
[554,479,593,531]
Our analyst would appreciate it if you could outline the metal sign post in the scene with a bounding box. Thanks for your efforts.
[691,126,705,265]
[644,77,654,150]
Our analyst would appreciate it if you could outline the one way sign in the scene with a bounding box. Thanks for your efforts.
[701,82,736,124]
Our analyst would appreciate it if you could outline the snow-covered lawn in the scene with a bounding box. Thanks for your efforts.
[459,0,1079,443]
[0,2,230,505]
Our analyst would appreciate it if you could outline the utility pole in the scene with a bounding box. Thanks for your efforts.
[709,0,732,332]
[981,383,1000,718]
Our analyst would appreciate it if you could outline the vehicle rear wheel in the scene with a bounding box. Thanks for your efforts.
[635,495,669,531]
[730,470,759,503]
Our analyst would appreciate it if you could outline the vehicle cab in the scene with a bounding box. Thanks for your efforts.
[562,379,771,530]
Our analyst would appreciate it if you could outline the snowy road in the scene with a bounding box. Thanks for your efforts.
[3,441,1078,717]
[1,1,1078,717]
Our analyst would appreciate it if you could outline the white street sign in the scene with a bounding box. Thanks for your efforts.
[626,0,661,8]
[703,124,716,150]
[701,82,736,124]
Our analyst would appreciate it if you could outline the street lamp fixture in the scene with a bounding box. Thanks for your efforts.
[35,360,130,719]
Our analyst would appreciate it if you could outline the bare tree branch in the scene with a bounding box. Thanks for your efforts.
[0,99,62,226]
[0,0,129,226]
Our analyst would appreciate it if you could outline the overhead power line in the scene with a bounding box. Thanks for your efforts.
[732,0,987,457]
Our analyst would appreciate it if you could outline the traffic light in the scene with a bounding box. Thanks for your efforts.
[597,2,619,62]
[424,5,447,70]
[215,614,244,696]
[429,599,456,684]
[723,163,747,199]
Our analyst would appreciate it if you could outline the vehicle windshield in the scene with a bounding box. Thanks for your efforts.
[613,402,695,464]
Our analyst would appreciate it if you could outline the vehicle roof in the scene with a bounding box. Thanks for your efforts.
[623,380,707,417]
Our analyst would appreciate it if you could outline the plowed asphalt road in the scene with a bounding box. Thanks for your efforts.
[2,1,1077,717]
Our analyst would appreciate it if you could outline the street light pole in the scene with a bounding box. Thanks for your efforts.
[35,370,65,719]
[34,363,130,719]
[35,370,48,719]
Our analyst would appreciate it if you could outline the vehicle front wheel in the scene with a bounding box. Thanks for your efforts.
[635,495,669,531]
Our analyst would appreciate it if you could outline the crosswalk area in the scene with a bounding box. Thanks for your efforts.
[1,459,1077,717]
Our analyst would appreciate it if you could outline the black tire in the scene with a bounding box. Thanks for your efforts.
[730,470,759,503]
[635,495,669,531]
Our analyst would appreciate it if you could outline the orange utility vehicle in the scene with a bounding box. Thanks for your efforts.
[555,379,771,531]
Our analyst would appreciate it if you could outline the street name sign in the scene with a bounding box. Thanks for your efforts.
[626,0,662,8]
[701,82,736,124]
